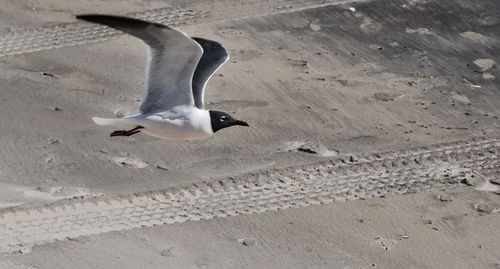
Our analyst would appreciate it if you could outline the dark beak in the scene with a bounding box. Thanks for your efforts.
[235,120,250,127]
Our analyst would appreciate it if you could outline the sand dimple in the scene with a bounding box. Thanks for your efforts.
[84,150,149,169]
[113,157,149,169]
[360,17,382,33]
[23,186,101,200]
[473,180,500,193]
[474,203,500,214]
[229,49,264,62]
[473,59,495,71]
[288,59,310,73]
[405,27,433,35]
[216,28,248,37]
[482,73,495,80]
[460,31,490,43]
[309,22,321,31]
[373,92,395,102]
[0,183,102,210]
[372,236,398,251]
[285,141,339,157]
[237,237,257,246]
[449,92,470,104]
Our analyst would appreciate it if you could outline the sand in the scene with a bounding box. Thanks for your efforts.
[0,0,499,267]
[2,187,500,268]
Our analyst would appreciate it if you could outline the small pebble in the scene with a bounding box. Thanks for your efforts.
[44,156,53,163]
[67,236,89,243]
[47,138,59,144]
[237,238,256,246]
[160,247,175,257]
[42,72,55,77]
[438,194,453,202]
[156,164,169,171]
[296,143,318,154]
[474,203,500,214]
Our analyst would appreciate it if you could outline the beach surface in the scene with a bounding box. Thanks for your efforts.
[0,0,499,268]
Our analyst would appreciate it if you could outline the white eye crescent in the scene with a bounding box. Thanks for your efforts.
[220,116,227,121]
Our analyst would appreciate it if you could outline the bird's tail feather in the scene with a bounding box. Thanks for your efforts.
[92,117,134,127]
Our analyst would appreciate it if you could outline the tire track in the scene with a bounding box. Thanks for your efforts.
[0,139,498,254]
[0,0,357,58]
[0,8,196,58]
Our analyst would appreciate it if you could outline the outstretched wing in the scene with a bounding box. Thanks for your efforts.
[191,38,229,110]
[77,14,203,113]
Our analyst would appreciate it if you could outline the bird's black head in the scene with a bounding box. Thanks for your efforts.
[209,111,249,133]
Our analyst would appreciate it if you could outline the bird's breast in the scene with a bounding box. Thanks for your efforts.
[138,109,213,140]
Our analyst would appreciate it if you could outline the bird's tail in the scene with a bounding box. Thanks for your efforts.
[92,117,135,128]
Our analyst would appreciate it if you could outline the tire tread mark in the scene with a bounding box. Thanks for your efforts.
[0,138,498,253]
[0,0,360,57]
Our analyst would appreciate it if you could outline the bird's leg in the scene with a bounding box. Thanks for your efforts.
[110,126,144,137]
[124,129,142,136]
[125,126,144,133]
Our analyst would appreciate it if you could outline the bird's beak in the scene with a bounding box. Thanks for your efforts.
[235,120,250,127]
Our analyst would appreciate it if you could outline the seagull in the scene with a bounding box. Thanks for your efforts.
[76,14,249,140]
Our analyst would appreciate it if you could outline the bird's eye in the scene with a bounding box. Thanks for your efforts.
[220,116,227,121]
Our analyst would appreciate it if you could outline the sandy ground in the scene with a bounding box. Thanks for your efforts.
[2,187,499,268]
[0,0,499,268]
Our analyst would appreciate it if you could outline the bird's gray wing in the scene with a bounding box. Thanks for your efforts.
[191,38,229,110]
[77,14,203,113]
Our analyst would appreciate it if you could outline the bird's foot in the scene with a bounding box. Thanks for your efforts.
[110,126,144,137]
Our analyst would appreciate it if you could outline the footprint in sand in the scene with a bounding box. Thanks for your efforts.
[23,186,102,200]
[113,157,149,168]
[0,182,102,209]
[229,49,263,62]
[216,28,247,37]
[85,150,149,169]
[285,141,338,157]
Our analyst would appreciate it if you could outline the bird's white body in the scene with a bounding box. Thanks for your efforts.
[93,106,213,140]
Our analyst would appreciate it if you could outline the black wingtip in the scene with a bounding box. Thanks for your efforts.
[76,14,119,26]
[76,14,106,22]
[75,14,91,19]
[76,14,167,29]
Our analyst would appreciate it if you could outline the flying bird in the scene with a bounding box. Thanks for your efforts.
[76,14,249,140]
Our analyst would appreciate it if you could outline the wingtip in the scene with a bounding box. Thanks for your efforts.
[75,14,168,29]
[75,14,100,21]
[76,14,111,25]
